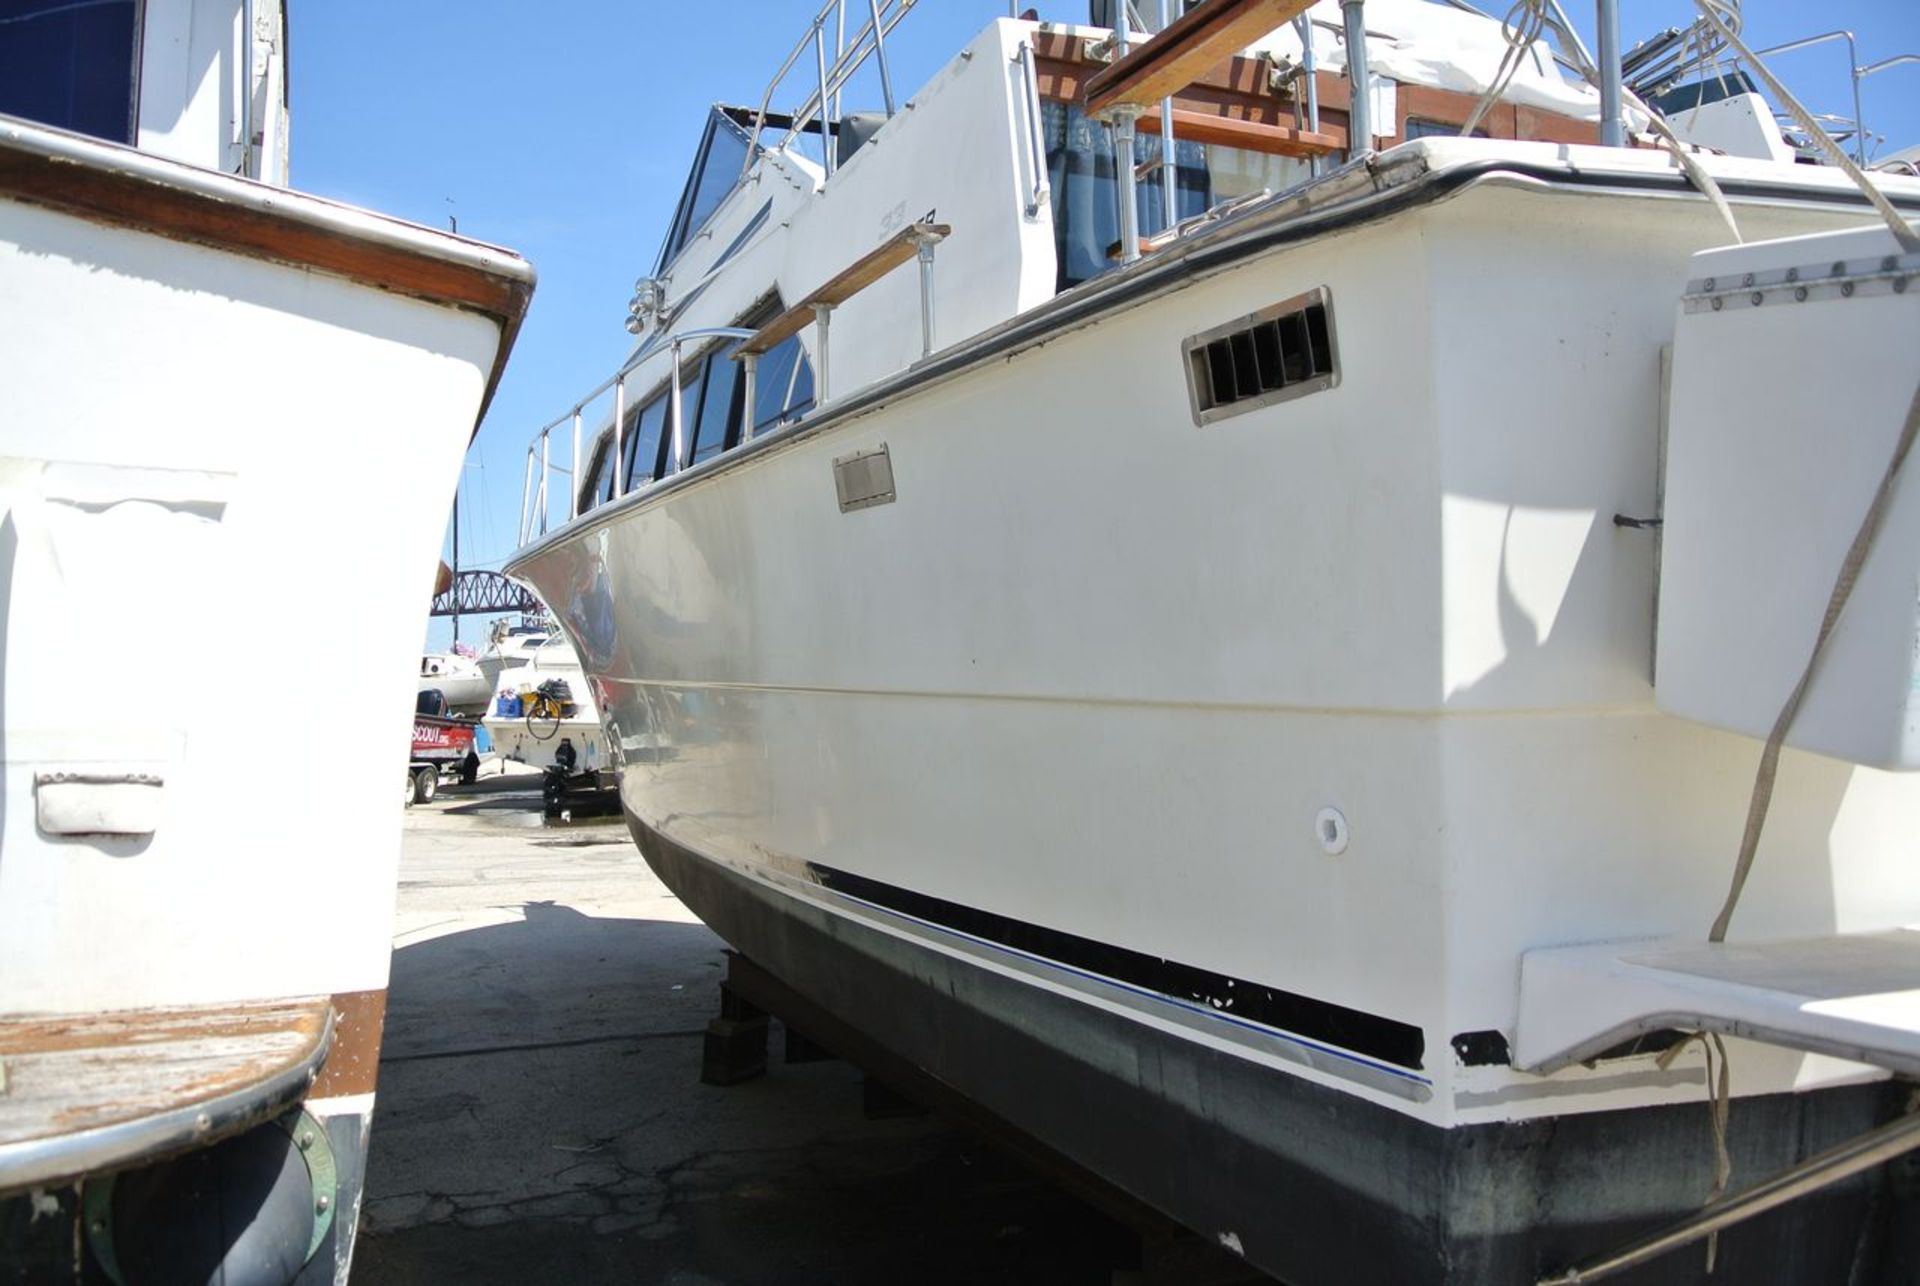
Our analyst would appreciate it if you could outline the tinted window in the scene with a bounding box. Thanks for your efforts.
[0,0,139,143]
[785,349,816,420]
[684,124,748,240]
[689,345,743,466]
[595,439,615,507]
[1043,100,1211,290]
[747,336,816,435]
[661,362,705,474]
[657,112,752,270]
[623,394,668,490]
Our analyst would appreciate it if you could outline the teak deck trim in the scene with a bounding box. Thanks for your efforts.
[0,997,334,1194]
[736,220,952,358]
[1136,108,1337,157]
[1084,0,1317,117]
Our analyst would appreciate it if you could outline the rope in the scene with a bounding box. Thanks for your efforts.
[1635,101,1744,244]
[1708,379,1920,943]
[1460,0,1550,138]
[1656,1031,1732,1273]
[1692,0,1920,253]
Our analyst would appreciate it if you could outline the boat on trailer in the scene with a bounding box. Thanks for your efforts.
[507,2,1919,1281]
[0,3,531,1281]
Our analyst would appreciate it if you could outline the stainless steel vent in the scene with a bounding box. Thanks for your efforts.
[1182,287,1338,427]
[834,444,896,512]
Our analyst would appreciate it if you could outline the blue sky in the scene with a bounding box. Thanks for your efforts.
[285,1,1919,652]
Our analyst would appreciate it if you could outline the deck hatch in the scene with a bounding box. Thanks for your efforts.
[1182,286,1338,427]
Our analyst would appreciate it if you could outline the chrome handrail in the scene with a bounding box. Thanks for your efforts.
[1741,31,1867,162]
[517,327,765,545]
[738,0,919,181]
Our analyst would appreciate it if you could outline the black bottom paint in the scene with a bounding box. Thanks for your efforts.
[636,817,1919,1286]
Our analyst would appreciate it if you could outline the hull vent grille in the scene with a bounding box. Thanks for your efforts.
[1182,287,1338,426]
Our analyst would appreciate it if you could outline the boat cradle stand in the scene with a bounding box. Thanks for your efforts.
[702,949,1267,1285]
[1516,929,1920,1284]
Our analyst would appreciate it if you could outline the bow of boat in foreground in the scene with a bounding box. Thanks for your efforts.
[0,3,532,1280]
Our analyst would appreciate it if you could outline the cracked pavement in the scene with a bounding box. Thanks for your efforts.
[349,777,1146,1285]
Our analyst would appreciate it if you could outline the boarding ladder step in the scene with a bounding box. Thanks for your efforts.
[0,997,334,1194]
[1513,928,1920,1075]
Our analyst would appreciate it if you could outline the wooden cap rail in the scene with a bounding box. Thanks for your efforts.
[0,997,334,1193]
[1084,0,1316,118]
[736,220,951,358]
[1135,106,1337,157]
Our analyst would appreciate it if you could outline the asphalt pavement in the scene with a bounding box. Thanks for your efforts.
[350,772,1204,1286]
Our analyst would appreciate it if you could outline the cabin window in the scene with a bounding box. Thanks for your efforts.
[1405,118,1487,141]
[623,392,669,491]
[1042,101,1211,291]
[656,109,753,272]
[751,332,816,434]
[577,438,606,514]
[689,344,744,467]
[0,0,140,144]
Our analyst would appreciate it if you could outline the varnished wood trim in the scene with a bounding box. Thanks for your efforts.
[737,221,951,357]
[310,989,388,1099]
[1084,0,1316,116]
[1137,108,1336,157]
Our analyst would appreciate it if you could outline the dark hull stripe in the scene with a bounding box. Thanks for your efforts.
[809,862,1425,1072]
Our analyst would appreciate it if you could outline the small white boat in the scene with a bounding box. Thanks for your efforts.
[475,616,556,693]
[505,2,1920,1282]
[418,649,492,713]
[483,635,610,811]
[0,2,532,1280]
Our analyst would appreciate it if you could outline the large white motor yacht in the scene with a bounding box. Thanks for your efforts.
[507,2,1920,1281]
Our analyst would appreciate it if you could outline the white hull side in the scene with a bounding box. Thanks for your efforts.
[513,178,1920,1129]
[0,194,501,1017]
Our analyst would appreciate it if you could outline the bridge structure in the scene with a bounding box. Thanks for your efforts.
[429,569,545,618]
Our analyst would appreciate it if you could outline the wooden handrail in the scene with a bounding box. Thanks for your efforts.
[1084,0,1315,118]
[737,220,951,358]
[1136,107,1336,157]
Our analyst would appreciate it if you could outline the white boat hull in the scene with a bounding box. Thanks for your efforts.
[0,116,528,1280]
[510,148,1920,1283]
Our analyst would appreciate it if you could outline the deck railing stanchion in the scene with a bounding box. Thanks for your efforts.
[1297,14,1323,176]
[612,377,626,498]
[1595,0,1624,147]
[833,0,846,124]
[1856,55,1918,163]
[812,303,834,402]
[569,410,582,520]
[1341,0,1373,154]
[740,353,759,442]
[519,447,535,544]
[1158,0,1177,232]
[868,0,896,115]
[668,338,687,473]
[912,234,937,357]
[537,433,551,536]
[1113,15,1142,263]
[815,20,836,177]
